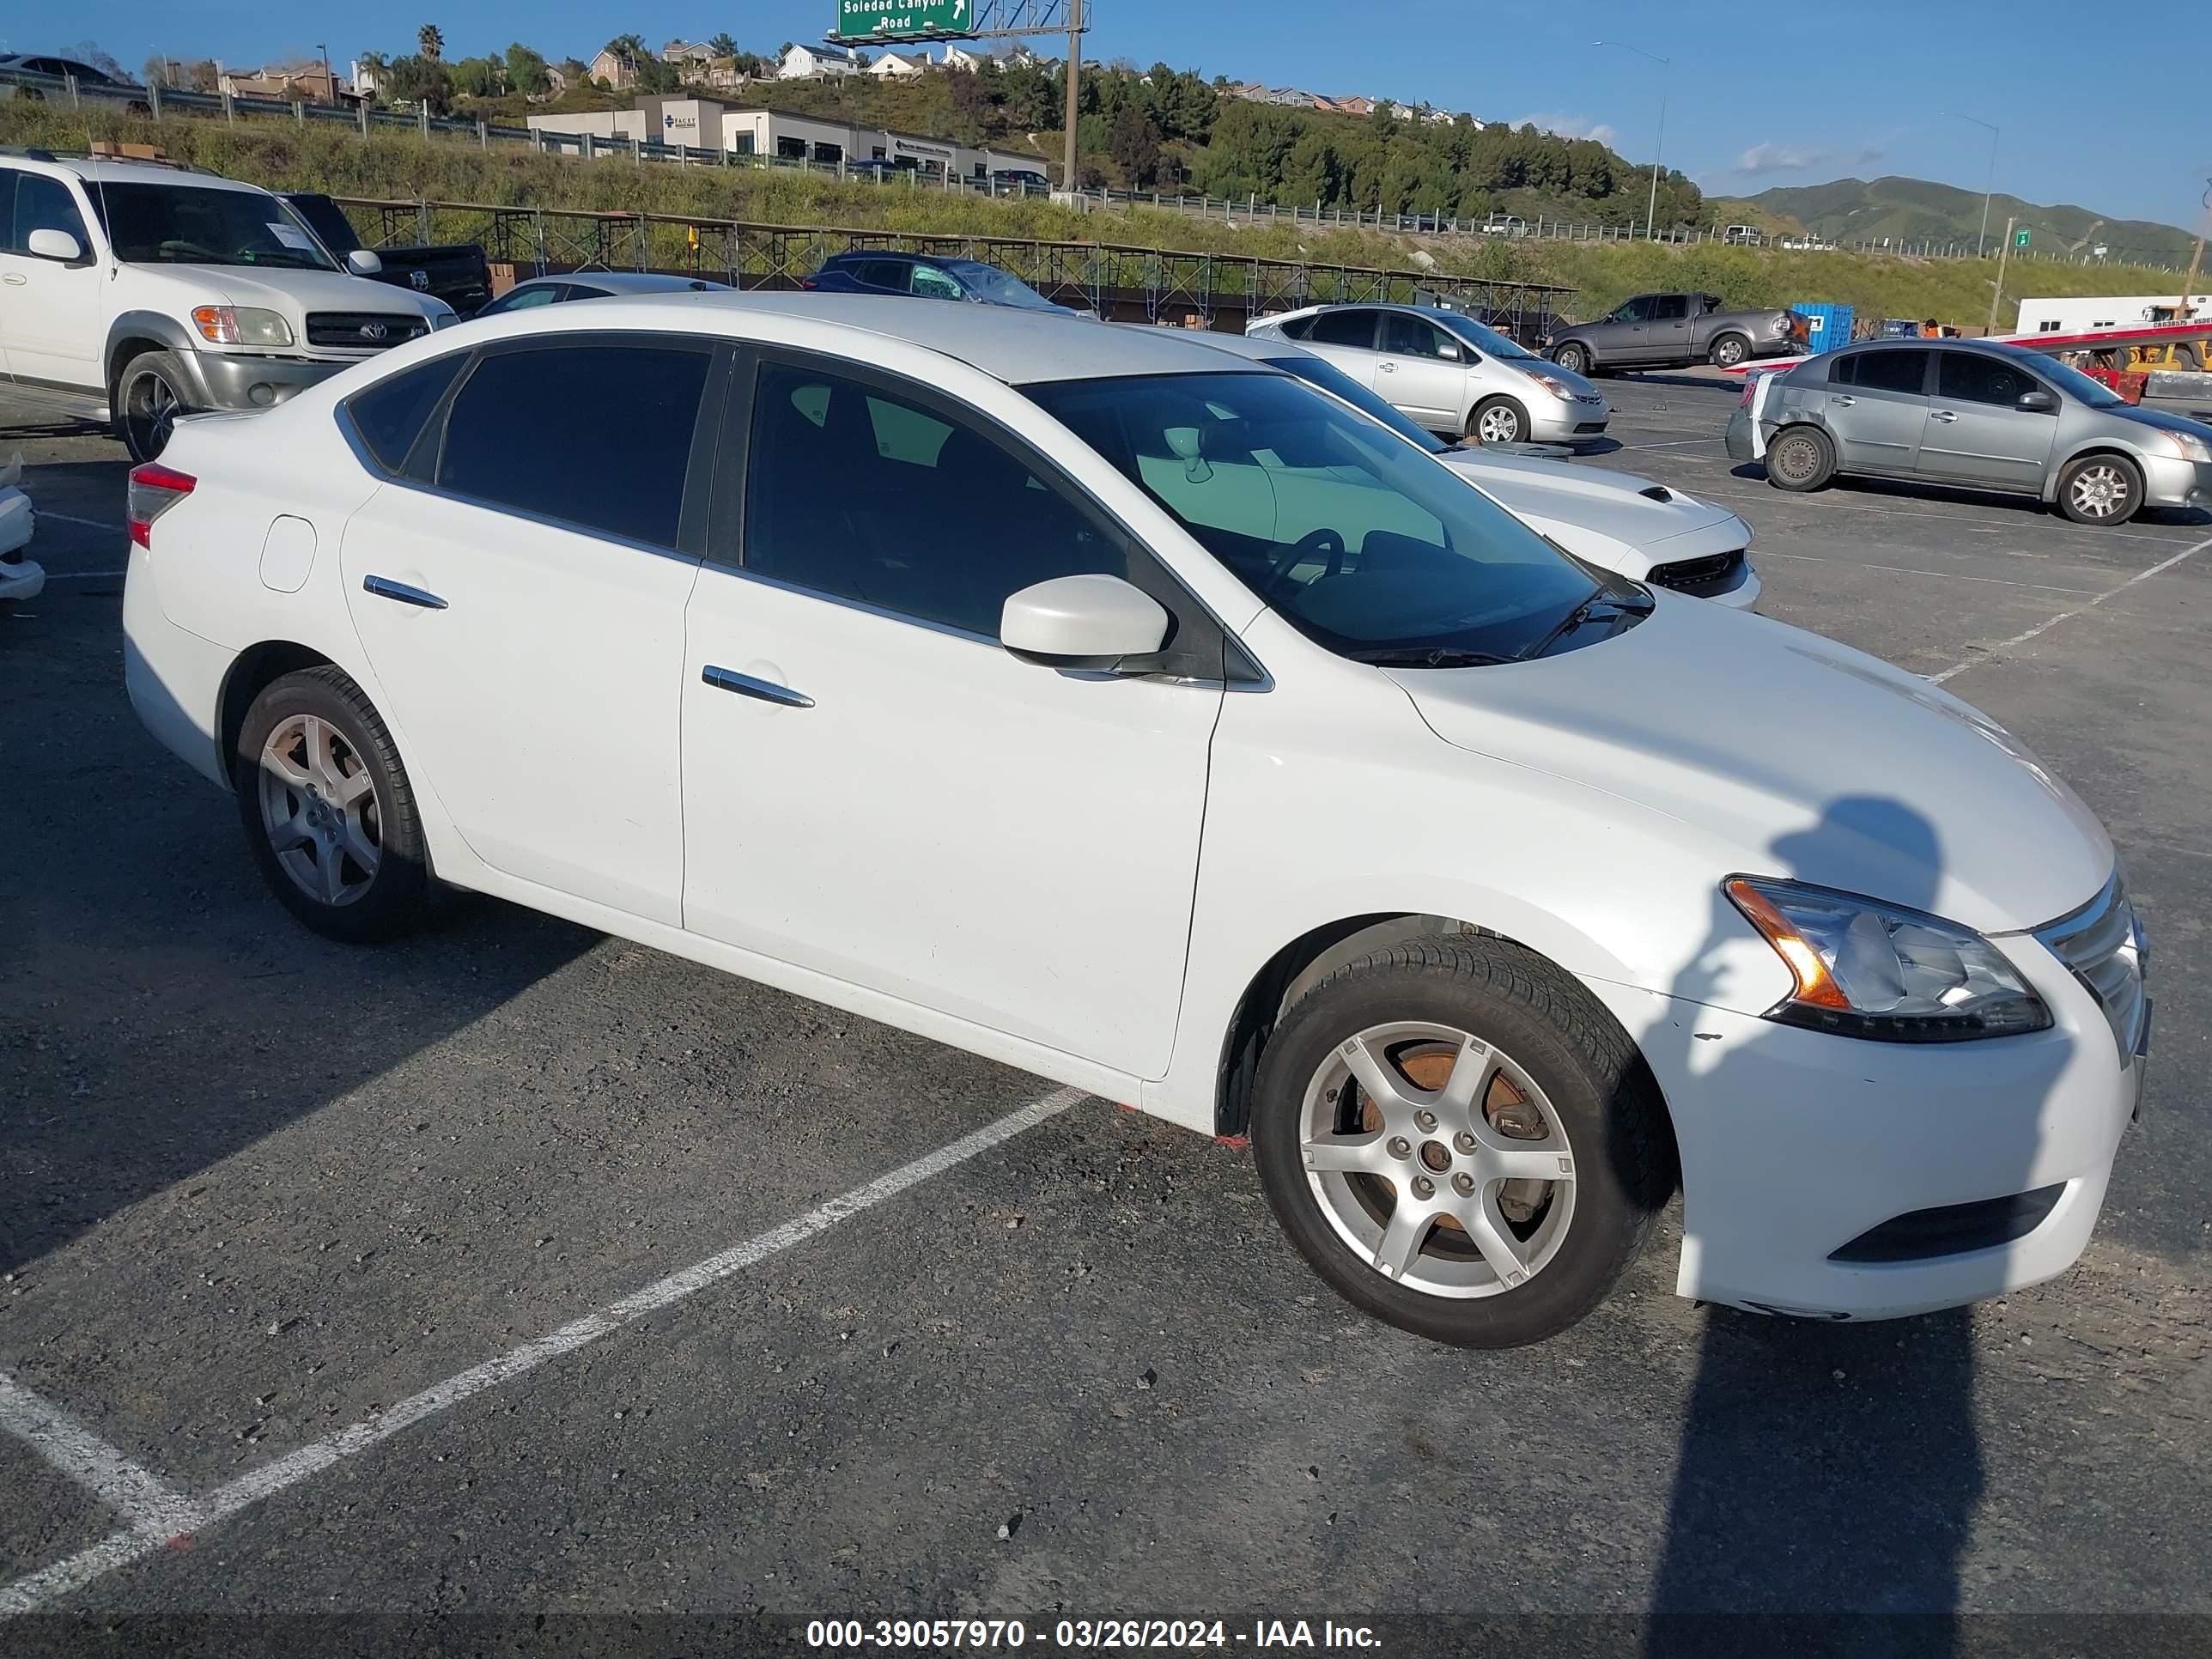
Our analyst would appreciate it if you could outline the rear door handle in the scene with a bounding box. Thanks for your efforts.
[1930,410,1960,422]
[1378,361,1397,373]
[362,574,447,610]
[1828,394,1855,406]
[702,665,813,708]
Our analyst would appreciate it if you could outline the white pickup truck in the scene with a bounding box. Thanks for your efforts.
[0,148,454,459]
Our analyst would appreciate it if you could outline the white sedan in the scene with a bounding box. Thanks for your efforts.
[124,294,2141,1347]
[1196,330,1758,607]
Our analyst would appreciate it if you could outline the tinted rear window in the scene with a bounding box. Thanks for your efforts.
[1308,310,1378,349]
[346,352,468,473]
[1851,349,1929,395]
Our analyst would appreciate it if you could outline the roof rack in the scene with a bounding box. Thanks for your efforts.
[0,145,59,161]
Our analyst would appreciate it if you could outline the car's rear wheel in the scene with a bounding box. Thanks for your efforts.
[1553,342,1591,375]
[117,349,191,464]
[1765,425,1836,492]
[1468,396,1528,446]
[234,666,432,943]
[1710,334,1752,369]
[2057,453,2143,526]
[1250,934,1670,1348]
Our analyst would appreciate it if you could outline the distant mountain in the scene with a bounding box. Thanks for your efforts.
[1742,175,2200,268]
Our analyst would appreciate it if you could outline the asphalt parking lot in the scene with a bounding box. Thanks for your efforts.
[3,369,2208,1653]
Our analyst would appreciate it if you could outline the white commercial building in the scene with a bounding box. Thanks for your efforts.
[529,100,1040,182]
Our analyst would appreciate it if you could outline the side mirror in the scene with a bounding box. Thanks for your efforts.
[1436,339,1462,362]
[2016,388,2058,413]
[26,228,82,263]
[1001,574,1169,672]
[346,248,385,276]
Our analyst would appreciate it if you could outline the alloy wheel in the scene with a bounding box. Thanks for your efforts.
[125,369,181,460]
[1715,337,1747,367]
[2069,463,2134,520]
[258,714,382,906]
[1299,1021,1577,1299]
[1475,404,1522,444]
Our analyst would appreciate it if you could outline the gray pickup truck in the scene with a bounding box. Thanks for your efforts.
[1546,292,1806,374]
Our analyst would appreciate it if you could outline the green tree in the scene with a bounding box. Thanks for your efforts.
[1108,103,1163,187]
[417,23,444,63]
[708,32,739,58]
[505,42,550,95]
[385,52,451,114]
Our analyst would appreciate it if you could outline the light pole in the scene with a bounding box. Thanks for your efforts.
[1594,40,1670,240]
[1944,112,1999,257]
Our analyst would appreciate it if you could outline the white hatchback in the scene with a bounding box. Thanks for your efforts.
[125,295,2143,1347]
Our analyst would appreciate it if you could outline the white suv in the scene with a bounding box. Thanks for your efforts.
[0,149,454,459]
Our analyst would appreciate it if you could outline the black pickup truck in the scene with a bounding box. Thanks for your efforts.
[282,193,493,318]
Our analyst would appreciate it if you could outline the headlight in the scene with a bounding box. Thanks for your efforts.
[2161,428,2212,463]
[1725,877,2051,1042]
[190,305,293,347]
[1528,372,1579,402]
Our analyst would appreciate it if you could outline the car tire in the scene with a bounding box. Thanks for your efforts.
[1249,933,1671,1349]
[1468,396,1528,446]
[2056,453,2144,526]
[116,349,193,464]
[1553,342,1592,375]
[233,666,433,944]
[1709,334,1752,369]
[1765,425,1836,492]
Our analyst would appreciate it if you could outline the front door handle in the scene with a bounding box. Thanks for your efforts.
[1930,410,1960,423]
[1378,361,1397,373]
[1829,394,1855,406]
[702,665,813,708]
[1,273,25,286]
[362,574,447,610]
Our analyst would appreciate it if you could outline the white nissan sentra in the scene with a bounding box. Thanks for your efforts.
[122,294,2146,1348]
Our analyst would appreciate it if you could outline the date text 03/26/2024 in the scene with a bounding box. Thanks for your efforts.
[805,1620,1382,1650]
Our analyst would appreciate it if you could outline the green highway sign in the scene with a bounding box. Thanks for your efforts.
[2014,227,2031,248]
[836,0,975,40]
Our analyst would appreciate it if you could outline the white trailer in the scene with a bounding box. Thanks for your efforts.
[2016,293,2212,333]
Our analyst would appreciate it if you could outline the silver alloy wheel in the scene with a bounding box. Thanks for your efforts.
[2068,462,2134,520]
[125,368,180,460]
[1299,1020,1577,1299]
[1770,432,1822,485]
[1475,403,1522,444]
[1714,337,1747,367]
[1556,344,1587,374]
[258,714,381,906]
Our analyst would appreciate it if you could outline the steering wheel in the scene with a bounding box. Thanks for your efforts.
[1261,527,1346,599]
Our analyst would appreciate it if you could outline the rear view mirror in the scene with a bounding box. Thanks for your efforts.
[26,228,82,262]
[1001,574,1169,671]
[346,248,385,276]
[2016,389,2058,412]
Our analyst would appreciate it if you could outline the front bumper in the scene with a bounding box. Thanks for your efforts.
[1583,924,2137,1322]
[173,350,357,413]
[1528,396,1611,444]
[2134,451,2212,510]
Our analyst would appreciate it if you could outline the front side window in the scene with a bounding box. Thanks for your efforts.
[2022,353,2127,410]
[4,171,90,254]
[1606,295,1653,325]
[1434,313,1540,362]
[1308,309,1379,349]
[1938,351,2045,409]
[744,360,1124,639]
[1851,349,1930,395]
[1382,313,1455,360]
[1029,371,1614,665]
[909,264,964,301]
[92,183,337,270]
[947,260,1060,312]
[434,342,712,549]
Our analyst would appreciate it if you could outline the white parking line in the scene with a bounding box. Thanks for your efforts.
[1613,437,1724,450]
[29,512,123,533]
[0,1085,1085,1616]
[0,1375,198,1540]
[1759,551,2098,595]
[1927,534,2212,685]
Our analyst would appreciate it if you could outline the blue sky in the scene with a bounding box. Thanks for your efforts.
[24,0,2208,232]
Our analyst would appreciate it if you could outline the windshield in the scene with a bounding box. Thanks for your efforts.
[947,261,1061,311]
[1027,371,1620,664]
[2030,353,2129,409]
[1261,353,1447,454]
[1434,313,1540,361]
[91,182,339,271]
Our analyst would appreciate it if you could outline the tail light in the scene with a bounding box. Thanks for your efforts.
[127,463,196,550]
[1738,375,1759,408]
[800,277,818,289]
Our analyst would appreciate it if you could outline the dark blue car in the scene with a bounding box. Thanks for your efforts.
[802,251,1084,317]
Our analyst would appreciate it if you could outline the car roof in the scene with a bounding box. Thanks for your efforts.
[18,155,268,192]
[1173,329,1305,363]
[545,271,735,293]
[1261,301,1468,322]
[476,291,1273,386]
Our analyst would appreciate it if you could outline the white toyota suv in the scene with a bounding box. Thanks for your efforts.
[0,149,453,459]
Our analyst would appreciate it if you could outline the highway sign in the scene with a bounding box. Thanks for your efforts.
[2014,227,2031,249]
[836,0,975,40]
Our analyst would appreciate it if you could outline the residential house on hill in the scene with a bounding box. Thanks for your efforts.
[870,51,931,78]
[779,43,860,79]
[589,47,637,89]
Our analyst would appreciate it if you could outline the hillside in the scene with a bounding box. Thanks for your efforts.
[3,101,2191,331]
[1746,175,2200,267]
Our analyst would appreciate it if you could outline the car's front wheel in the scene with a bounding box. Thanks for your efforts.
[1553,342,1592,375]
[116,349,192,464]
[1468,396,1528,446]
[2056,453,2143,526]
[233,666,433,943]
[1251,934,1670,1348]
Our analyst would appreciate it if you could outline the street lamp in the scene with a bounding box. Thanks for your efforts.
[1944,112,1999,257]
[1594,40,1671,240]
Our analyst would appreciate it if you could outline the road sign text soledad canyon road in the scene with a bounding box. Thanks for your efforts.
[838,0,976,40]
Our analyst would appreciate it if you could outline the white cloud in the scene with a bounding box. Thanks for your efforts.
[1512,112,1620,146]
[1730,141,1887,176]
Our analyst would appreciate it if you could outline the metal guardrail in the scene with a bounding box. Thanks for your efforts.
[4,66,2191,273]
[327,196,1577,335]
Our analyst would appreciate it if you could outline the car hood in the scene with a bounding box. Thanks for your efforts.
[1498,355,1600,398]
[134,264,443,318]
[1437,450,1746,574]
[2104,402,2212,441]
[1387,596,2111,933]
